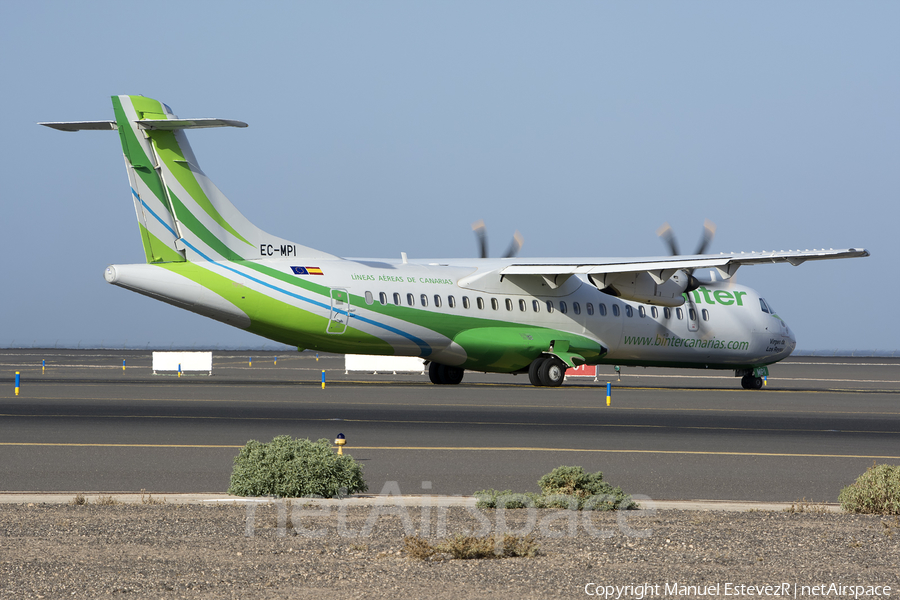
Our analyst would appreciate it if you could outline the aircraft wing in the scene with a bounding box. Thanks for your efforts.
[501,248,869,279]
[496,248,869,301]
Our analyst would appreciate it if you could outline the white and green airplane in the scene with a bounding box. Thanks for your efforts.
[41,95,869,390]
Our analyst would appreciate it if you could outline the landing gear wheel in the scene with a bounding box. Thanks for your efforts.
[428,362,442,384]
[528,357,547,386]
[428,362,464,385]
[538,357,566,387]
[741,374,763,390]
[441,365,464,385]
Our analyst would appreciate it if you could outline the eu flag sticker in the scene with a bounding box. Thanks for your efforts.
[291,266,324,275]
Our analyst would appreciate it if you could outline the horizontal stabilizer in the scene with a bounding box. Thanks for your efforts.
[136,118,248,130]
[38,121,118,132]
[39,118,247,132]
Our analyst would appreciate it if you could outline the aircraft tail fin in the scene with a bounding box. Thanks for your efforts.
[41,95,334,263]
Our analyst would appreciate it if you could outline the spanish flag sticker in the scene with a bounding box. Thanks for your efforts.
[291,266,324,275]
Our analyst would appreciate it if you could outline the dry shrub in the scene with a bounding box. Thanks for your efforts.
[404,534,538,560]
[839,463,900,515]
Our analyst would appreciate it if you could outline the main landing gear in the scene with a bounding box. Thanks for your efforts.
[741,374,763,390]
[428,362,464,385]
[527,356,566,387]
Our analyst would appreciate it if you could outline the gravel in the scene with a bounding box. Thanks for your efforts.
[1,502,899,599]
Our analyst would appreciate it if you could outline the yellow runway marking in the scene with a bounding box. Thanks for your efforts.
[351,447,900,460]
[0,442,241,448]
[0,442,897,460]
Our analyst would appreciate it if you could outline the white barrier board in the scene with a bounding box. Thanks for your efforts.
[152,351,213,374]
[345,354,425,374]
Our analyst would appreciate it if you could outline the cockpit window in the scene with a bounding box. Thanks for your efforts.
[759,298,770,314]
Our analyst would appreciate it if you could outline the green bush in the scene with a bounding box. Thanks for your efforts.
[539,465,636,510]
[474,466,637,510]
[228,435,367,498]
[839,464,900,515]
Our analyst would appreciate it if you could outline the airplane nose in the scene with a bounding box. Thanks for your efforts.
[785,324,797,354]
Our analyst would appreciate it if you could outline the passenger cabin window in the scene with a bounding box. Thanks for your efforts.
[407,293,415,306]
[702,309,710,321]
[393,292,401,306]
[462,296,470,309]
[676,307,683,320]
[651,307,658,319]
[586,303,594,315]
[448,295,456,308]
[559,301,567,314]
[599,303,607,316]
[688,308,697,321]
[505,298,513,311]
[433,294,442,308]
[546,301,554,313]
[573,302,581,315]
[519,299,527,312]
[365,291,374,305]
[420,294,428,307]
[759,298,770,313]
[477,297,484,310]
[491,298,499,310]
[664,307,671,319]
[532,300,541,312]
[638,306,646,318]
[612,304,619,317]
[625,305,633,318]
[379,292,388,305]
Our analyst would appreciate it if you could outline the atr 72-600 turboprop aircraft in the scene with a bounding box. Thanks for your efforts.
[41,95,869,389]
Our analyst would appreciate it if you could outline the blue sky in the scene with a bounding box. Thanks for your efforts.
[2,2,897,351]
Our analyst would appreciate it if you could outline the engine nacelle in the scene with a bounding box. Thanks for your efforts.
[588,270,691,307]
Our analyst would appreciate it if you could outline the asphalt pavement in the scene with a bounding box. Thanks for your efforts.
[1,350,898,503]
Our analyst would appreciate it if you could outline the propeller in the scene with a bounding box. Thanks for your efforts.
[657,220,717,338]
[472,219,524,259]
[657,219,716,258]
[657,219,716,293]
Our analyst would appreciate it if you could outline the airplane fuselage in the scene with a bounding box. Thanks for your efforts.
[105,256,795,374]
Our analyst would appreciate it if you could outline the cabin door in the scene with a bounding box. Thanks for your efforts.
[327,288,351,334]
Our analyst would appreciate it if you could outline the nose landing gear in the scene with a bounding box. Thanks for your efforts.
[741,374,764,390]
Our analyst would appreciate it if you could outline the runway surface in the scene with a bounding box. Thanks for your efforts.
[1,349,899,502]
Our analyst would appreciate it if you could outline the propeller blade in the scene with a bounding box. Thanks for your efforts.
[656,222,680,256]
[693,219,717,255]
[471,219,488,259]
[502,231,524,259]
